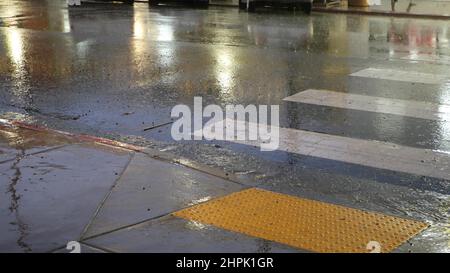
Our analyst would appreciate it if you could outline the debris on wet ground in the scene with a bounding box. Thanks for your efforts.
[143,121,174,131]
[0,121,253,252]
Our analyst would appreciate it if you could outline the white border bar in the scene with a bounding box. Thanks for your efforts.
[350,68,447,84]
[283,89,450,121]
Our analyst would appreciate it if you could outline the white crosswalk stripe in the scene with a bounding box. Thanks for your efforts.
[350,68,448,84]
[401,54,450,65]
[195,67,450,181]
[197,119,450,181]
[283,89,450,121]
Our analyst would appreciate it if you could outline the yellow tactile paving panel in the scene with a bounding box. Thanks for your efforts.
[173,188,429,253]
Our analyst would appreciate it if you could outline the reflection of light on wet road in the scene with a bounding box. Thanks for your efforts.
[4,27,24,68]
[215,48,235,93]
[157,24,174,42]
[156,24,175,69]
[4,28,24,76]
[62,8,71,33]
[5,27,24,66]
[133,5,146,39]
[133,22,145,39]
[134,22,145,39]
[3,26,30,105]
[132,7,148,69]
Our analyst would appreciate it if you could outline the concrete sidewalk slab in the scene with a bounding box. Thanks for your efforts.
[83,153,245,238]
[0,141,132,252]
[53,242,108,253]
[0,122,249,252]
[85,215,301,253]
[0,125,78,163]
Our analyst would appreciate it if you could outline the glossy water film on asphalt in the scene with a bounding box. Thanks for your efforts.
[1,0,450,253]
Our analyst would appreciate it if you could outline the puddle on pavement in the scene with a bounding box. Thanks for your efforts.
[0,125,75,151]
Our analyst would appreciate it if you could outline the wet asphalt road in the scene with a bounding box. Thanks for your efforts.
[1,0,450,252]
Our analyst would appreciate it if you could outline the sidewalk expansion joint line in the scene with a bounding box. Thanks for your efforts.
[80,210,175,241]
[80,184,249,241]
[78,241,116,253]
[0,144,73,165]
[141,150,247,188]
[46,241,115,253]
[79,152,136,240]
[46,245,66,254]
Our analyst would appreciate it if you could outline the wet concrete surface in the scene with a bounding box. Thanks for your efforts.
[0,124,77,162]
[1,0,450,252]
[53,242,107,253]
[0,124,254,252]
[0,126,133,252]
[83,152,244,238]
[85,215,302,253]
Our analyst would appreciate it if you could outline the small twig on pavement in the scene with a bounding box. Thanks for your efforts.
[143,121,173,131]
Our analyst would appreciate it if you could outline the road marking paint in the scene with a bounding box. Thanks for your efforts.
[401,54,450,65]
[283,89,450,121]
[173,188,428,253]
[197,119,450,181]
[350,68,447,84]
